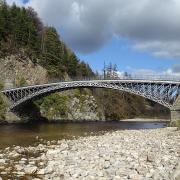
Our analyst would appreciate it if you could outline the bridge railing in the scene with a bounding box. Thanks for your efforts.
[1,74,180,90]
[119,74,180,81]
[49,75,180,83]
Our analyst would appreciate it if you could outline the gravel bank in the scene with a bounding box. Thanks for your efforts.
[0,127,179,180]
[120,118,170,122]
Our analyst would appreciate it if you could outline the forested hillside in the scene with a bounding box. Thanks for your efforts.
[0,1,169,123]
[0,0,93,80]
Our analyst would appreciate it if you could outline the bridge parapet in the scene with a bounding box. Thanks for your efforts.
[2,75,180,90]
[1,79,180,113]
[46,75,180,85]
[171,95,180,126]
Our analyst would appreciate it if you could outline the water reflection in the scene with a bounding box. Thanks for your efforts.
[0,121,167,148]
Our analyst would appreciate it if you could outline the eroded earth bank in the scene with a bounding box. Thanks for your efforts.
[0,127,179,180]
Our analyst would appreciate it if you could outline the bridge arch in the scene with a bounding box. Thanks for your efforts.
[5,80,179,110]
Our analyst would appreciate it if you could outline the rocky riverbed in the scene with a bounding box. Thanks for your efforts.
[0,127,179,180]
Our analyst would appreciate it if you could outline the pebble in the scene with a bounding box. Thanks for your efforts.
[0,159,5,165]
[37,169,45,175]
[0,128,179,179]
[24,165,37,174]
[15,164,24,171]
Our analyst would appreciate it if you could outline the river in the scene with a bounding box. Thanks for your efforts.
[0,121,167,148]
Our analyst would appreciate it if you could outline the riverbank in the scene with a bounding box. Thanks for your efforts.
[0,127,179,179]
[0,121,167,148]
[120,118,170,122]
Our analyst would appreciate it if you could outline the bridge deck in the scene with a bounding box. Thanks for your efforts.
[1,78,179,110]
[2,79,180,92]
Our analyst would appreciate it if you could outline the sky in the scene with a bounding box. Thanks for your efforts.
[6,0,180,76]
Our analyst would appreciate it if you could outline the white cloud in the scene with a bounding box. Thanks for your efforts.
[130,65,180,78]
[165,64,180,76]
[134,41,180,58]
[6,0,180,58]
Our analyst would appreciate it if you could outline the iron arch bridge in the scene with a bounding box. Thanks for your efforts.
[1,79,180,110]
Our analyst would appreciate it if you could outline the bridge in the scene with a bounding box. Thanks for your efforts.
[1,77,180,123]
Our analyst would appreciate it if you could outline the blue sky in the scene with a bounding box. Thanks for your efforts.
[77,37,179,73]
[7,0,180,75]
[22,0,28,3]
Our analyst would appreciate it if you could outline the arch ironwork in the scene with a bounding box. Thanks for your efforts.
[1,79,180,110]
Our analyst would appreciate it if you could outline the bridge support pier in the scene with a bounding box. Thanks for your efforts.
[171,95,180,127]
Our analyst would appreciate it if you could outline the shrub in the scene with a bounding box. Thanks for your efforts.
[15,76,27,87]
[35,93,68,119]
[0,82,6,120]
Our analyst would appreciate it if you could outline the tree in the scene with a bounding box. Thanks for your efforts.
[105,62,119,79]
[77,61,94,79]
[67,53,79,77]
[0,1,9,42]
[26,7,43,35]
[124,72,131,79]
[39,27,65,77]
[0,2,95,80]
[0,81,6,120]
[112,64,118,79]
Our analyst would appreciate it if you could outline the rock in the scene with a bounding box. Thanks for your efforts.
[36,136,39,140]
[147,153,155,162]
[113,176,121,179]
[47,141,51,146]
[8,151,20,159]
[153,171,161,180]
[172,164,180,180]
[103,161,110,169]
[116,168,127,176]
[146,172,153,178]
[1,128,179,179]
[37,169,45,175]
[128,173,142,179]
[72,173,80,178]
[29,161,36,165]
[0,159,5,164]
[14,146,25,154]
[21,158,27,161]
[17,171,25,176]
[166,127,178,131]
[39,162,44,166]
[4,147,10,152]
[24,165,37,174]
[81,171,88,177]
[19,160,26,164]
[98,171,104,177]
[44,166,53,174]
[15,165,24,171]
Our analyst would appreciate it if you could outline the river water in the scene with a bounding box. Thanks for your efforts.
[0,121,167,148]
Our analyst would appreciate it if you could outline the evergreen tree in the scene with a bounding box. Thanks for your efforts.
[26,7,43,35]
[67,53,79,77]
[0,0,9,39]
[105,62,119,79]
[112,64,118,79]
[0,1,94,79]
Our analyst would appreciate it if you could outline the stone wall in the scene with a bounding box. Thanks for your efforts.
[0,94,22,124]
[170,95,180,127]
